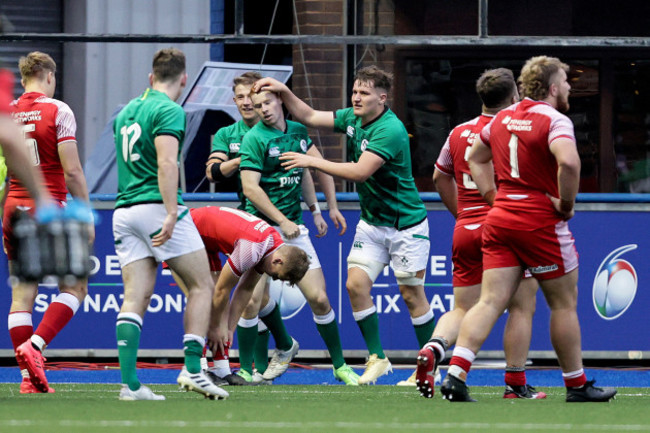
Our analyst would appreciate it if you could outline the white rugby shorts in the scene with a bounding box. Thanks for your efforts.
[113,203,204,266]
[348,219,430,277]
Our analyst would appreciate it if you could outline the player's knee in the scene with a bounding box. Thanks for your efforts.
[394,270,424,287]
[347,255,384,284]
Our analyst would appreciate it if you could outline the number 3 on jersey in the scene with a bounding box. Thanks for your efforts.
[120,123,142,162]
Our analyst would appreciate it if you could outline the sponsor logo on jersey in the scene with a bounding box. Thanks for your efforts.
[300,139,307,152]
[529,264,558,274]
[506,118,533,132]
[279,176,301,187]
[269,146,280,157]
[353,240,363,249]
[360,139,369,152]
[592,245,638,320]
[229,142,240,153]
[13,110,42,122]
[346,126,355,137]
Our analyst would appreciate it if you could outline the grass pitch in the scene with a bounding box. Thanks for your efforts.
[0,384,648,432]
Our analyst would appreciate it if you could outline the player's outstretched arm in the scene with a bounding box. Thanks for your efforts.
[280,150,383,183]
[254,77,334,129]
[433,168,458,219]
[468,138,497,206]
[209,265,241,355]
[307,145,346,235]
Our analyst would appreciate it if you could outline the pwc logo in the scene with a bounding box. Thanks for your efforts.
[592,245,638,320]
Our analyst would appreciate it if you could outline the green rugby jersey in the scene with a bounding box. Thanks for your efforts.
[334,107,426,229]
[239,119,312,225]
[210,119,252,208]
[114,88,185,208]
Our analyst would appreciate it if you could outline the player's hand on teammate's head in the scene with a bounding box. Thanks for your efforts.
[313,213,328,238]
[252,77,286,94]
[328,208,347,236]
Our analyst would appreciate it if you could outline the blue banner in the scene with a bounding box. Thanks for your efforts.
[0,206,646,355]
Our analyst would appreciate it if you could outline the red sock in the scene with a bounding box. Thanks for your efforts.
[214,341,230,361]
[563,372,587,388]
[8,311,33,348]
[8,311,33,369]
[505,370,527,386]
[34,300,75,345]
[449,355,472,373]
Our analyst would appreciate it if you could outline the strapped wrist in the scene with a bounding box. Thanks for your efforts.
[309,202,321,215]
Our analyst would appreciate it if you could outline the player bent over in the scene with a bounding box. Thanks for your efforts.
[239,88,359,385]
[113,48,226,401]
[417,68,544,400]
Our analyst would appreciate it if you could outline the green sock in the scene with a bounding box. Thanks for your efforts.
[183,339,203,374]
[237,324,257,375]
[356,312,385,359]
[260,304,293,351]
[116,320,141,391]
[414,316,436,348]
[316,320,346,369]
[253,329,270,374]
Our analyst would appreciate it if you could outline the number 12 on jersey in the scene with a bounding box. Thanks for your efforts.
[120,123,142,162]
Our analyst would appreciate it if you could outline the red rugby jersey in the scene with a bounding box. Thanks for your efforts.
[478,98,576,230]
[10,92,77,201]
[436,114,494,224]
[190,206,283,276]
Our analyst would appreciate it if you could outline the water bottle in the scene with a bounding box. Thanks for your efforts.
[11,211,42,282]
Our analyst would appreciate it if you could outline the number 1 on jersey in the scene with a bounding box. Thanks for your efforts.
[120,123,142,162]
[508,133,520,178]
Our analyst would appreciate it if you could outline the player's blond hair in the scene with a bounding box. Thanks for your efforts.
[152,48,186,83]
[476,68,517,109]
[518,56,569,101]
[355,66,393,93]
[19,51,56,82]
[280,246,310,286]
[233,71,262,92]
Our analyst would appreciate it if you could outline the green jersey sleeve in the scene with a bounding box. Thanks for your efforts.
[211,127,230,154]
[239,130,265,172]
[333,108,354,134]
[153,104,185,142]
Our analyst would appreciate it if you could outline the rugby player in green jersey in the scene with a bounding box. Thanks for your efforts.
[237,88,360,385]
[112,48,227,400]
[255,66,435,385]
[204,71,305,385]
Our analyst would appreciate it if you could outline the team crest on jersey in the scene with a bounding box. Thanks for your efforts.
[347,126,355,137]
[300,139,308,152]
[229,142,240,153]
[502,115,512,124]
[460,129,471,138]
[360,139,369,151]
[269,146,280,157]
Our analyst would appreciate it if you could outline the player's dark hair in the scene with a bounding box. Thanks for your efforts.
[152,48,186,83]
[354,65,393,93]
[518,56,569,101]
[19,51,56,82]
[233,71,262,92]
[476,68,517,109]
[281,246,310,286]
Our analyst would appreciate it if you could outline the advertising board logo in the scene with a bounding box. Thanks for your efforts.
[592,245,638,320]
[269,279,306,319]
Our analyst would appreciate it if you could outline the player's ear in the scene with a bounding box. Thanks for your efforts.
[148,73,154,86]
